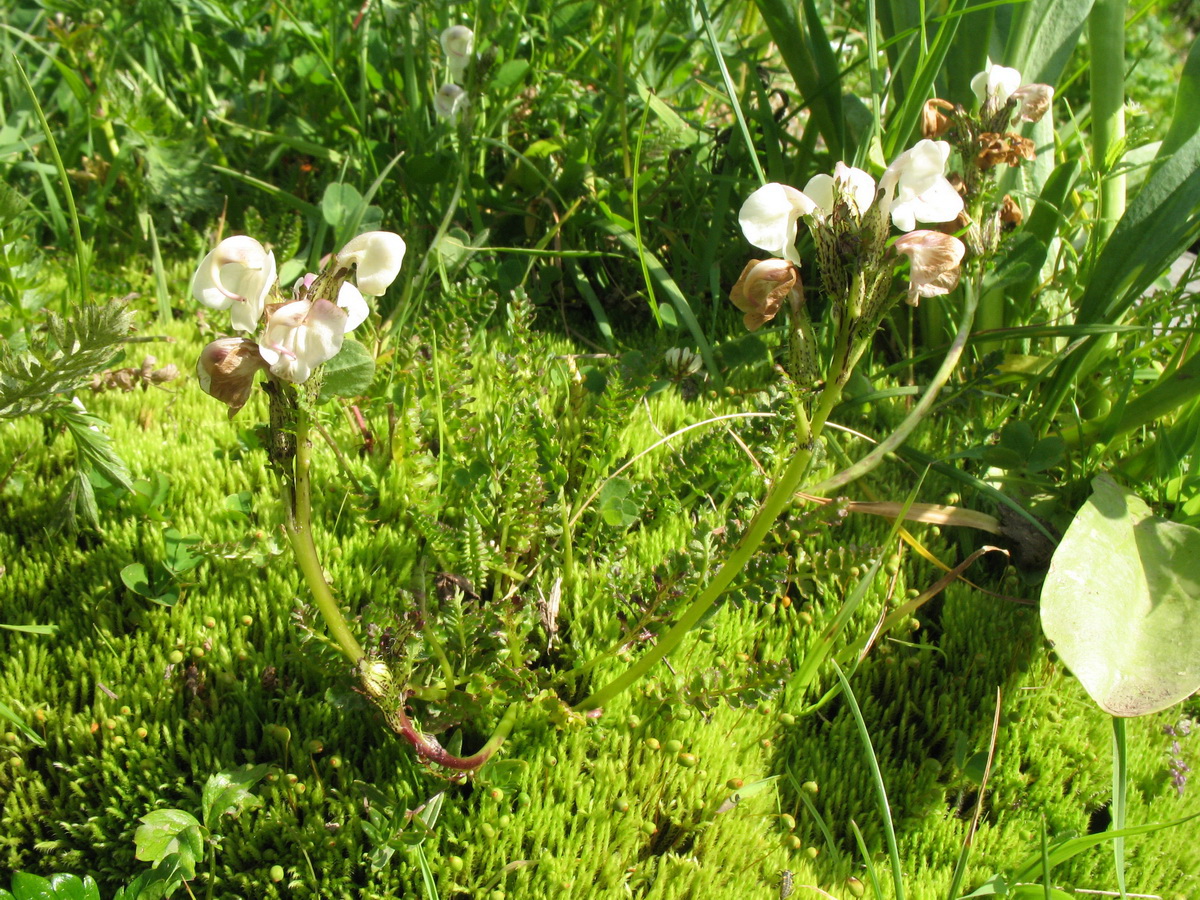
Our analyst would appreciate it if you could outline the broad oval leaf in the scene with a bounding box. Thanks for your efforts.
[318,338,375,403]
[1041,474,1200,716]
[134,809,205,878]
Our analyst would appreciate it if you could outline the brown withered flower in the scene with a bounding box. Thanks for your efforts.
[1010,83,1054,124]
[999,195,1024,229]
[976,133,1035,170]
[196,337,268,417]
[729,258,801,331]
[921,99,958,140]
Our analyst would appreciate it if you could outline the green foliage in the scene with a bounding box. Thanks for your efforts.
[1042,474,1200,717]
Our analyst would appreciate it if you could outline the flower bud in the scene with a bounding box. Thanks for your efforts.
[196,337,267,416]
[893,230,966,306]
[729,258,800,331]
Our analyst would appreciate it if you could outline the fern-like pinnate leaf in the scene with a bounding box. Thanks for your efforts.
[0,302,134,419]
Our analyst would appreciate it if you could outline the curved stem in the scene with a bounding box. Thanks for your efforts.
[283,407,365,665]
[388,701,521,771]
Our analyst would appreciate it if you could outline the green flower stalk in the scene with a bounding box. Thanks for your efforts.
[194,230,515,770]
[579,141,973,712]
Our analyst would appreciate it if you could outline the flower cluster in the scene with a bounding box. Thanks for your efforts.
[436,26,474,124]
[737,139,967,319]
[193,231,405,414]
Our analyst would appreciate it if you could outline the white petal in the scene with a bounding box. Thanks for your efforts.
[258,299,348,383]
[880,141,961,232]
[434,84,468,122]
[337,282,370,333]
[801,173,836,214]
[190,248,234,311]
[971,62,1022,106]
[738,183,817,264]
[440,25,474,60]
[191,236,274,332]
[336,231,406,296]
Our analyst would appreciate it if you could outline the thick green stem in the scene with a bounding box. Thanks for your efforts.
[283,408,365,665]
[1089,0,1127,242]
[574,439,817,711]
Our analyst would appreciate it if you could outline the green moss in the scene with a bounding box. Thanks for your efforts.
[2,318,1198,899]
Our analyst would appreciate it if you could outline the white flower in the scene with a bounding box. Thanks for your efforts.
[257,283,368,383]
[190,235,276,333]
[434,84,468,123]
[802,162,877,221]
[738,183,818,264]
[440,25,474,82]
[893,230,966,305]
[971,62,1023,108]
[336,231,406,297]
[878,140,964,233]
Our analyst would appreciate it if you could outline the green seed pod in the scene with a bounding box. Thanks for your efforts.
[802,781,818,795]
[780,814,796,832]
[640,822,657,836]
[241,615,253,626]
[481,823,497,841]
[308,740,324,754]
[111,735,125,747]
[168,650,184,665]
[498,815,511,828]
[643,738,661,751]
[489,788,504,802]
[4,733,18,745]
[614,798,630,813]
[269,865,284,883]
[798,611,814,626]
[294,782,306,793]
[804,846,819,859]
[626,715,641,729]
[664,739,683,753]
[778,713,796,727]
[784,834,801,850]
[329,756,342,769]
[676,752,698,768]
[846,877,865,897]
[447,856,464,872]
[190,646,205,659]
[726,778,744,790]
[104,719,117,731]
[286,773,299,784]
[267,725,291,743]
[120,706,132,716]
[204,617,217,629]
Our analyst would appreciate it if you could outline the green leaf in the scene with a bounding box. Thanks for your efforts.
[318,338,375,402]
[0,699,45,747]
[134,809,204,880]
[321,182,363,231]
[489,59,530,92]
[120,563,153,597]
[0,303,132,419]
[598,477,640,528]
[1000,0,1093,88]
[8,873,53,900]
[200,764,268,831]
[1041,474,1200,716]
[45,875,98,900]
[162,528,203,577]
[0,623,57,635]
